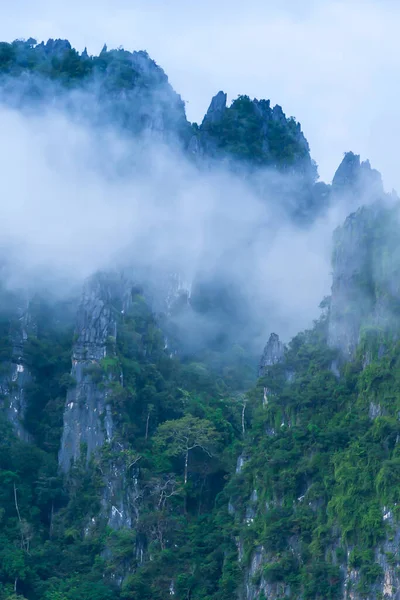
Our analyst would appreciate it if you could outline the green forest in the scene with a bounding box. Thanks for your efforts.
[3,284,400,599]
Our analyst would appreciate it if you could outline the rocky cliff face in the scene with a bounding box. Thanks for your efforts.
[327,150,400,361]
[58,268,192,532]
[0,293,33,442]
[59,272,130,471]
[58,273,136,532]
[328,205,379,359]
[332,152,384,200]
[328,201,400,360]
[258,333,285,376]
[201,90,227,126]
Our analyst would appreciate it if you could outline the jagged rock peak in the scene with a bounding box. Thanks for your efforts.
[202,90,227,125]
[271,104,286,123]
[332,151,384,198]
[259,332,285,376]
[332,151,360,188]
[36,38,72,57]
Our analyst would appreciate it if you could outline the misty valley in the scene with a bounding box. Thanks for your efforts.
[1,38,400,600]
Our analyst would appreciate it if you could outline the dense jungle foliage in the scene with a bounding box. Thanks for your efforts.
[200,94,311,170]
[2,284,400,599]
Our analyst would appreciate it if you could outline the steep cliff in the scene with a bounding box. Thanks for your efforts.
[328,201,400,360]
[258,333,286,376]
[59,272,127,471]
[58,272,143,535]
[331,152,384,200]
[0,289,32,441]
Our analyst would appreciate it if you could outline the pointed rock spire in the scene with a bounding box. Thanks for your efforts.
[202,91,227,126]
[259,333,285,376]
[332,151,384,198]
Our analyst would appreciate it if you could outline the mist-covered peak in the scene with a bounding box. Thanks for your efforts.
[258,332,285,375]
[197,92,315,177]
[1,37,172,87]
[332,151,384,198]
[0,37,190,141]
[332,151,361,187]
[2,30,400,600]
[0,39,316,181]
[201,90,227,126]
[0,35,391,355]
[35,38,72,57]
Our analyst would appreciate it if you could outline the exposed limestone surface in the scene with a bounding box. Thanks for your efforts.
[101,450,140,531]
[57,272,142,533]
[242,543,291,600]
[58,272,132,471]
[328,200,400,360]
[56,267,196,535]
[328,211,368,359]
[328,152,400,360]
[328,207,377,359]
[240,497,400,600]
[201,90,227,126]
[0,297,33,441]
[332,151,384,200]
[258,332,285,376]
[339,507,400,600]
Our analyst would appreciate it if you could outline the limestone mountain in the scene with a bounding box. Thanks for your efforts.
[0,37,400,600]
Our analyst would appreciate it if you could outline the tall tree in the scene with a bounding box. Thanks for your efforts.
[154,416,220,484]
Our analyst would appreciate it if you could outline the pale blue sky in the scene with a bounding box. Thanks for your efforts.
[1,0,400,189]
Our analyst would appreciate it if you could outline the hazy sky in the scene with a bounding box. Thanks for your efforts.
[1,0,399,189]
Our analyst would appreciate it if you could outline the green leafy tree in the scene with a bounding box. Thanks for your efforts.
[154,416,220,484]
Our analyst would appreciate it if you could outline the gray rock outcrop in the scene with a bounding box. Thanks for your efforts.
[328,200,400,360]
[58,272,131,471]
[0,297,33,441]
[258,333,285,376]
[201,91,227,126]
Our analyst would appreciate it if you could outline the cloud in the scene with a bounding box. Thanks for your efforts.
[0,91,361,352]
[0,0,399,190]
